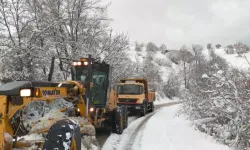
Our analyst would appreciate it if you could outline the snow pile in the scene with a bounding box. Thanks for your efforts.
[23,99,73,127]
[140,105,230,150]
[17,133,44,141]
[22,99,73,133]
[15,98,97,149]
[81,136,99,150]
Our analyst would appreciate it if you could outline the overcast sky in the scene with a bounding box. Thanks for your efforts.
[104,0,250,49]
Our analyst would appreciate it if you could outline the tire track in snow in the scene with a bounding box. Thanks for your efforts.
[124,102,182,150]
[125,112,157,150]
[102,102,182,150]
[102,112,157,150]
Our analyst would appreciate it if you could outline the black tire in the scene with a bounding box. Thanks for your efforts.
[43,119,81,150]
[122,107,128,129]
[149,102,154,113]
[112,107,124,134]
[141,101,147,116]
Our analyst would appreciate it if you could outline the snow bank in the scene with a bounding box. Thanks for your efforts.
[140,105,231,150]
[102,113,153,150]
[154,96,179,105]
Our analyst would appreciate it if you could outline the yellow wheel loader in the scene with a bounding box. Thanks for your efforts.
[0,55,128,149]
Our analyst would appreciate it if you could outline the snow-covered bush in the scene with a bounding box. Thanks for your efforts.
[216,44,222,49]
[163,73,181,99]
[234,42,249,56]
[224,45,234,54]
[154,57,172,67]
[181,50,250,149]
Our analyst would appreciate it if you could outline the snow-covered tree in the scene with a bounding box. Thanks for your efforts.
[0,0,132,83]
[163,72,181,99]
[180,45,193,88]
[207,43,212,49]
[234,42,249,56]
[146,42,158,53]
[159,44,167,52]
[135,42,144,52]
[224,45,234,54]
[215,44,221,49]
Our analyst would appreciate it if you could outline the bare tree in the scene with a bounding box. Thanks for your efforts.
[191,44,203,72]
[180,45,193,88]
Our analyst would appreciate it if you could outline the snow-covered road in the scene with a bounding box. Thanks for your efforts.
[102,104,231,150]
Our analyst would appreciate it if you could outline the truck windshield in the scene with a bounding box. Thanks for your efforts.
[117,84,143,94]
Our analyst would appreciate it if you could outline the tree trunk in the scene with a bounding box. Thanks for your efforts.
[48,57,55,81]
[184,61,187,88]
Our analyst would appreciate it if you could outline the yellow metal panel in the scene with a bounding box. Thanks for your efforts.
[108,89,117,110]
[0,96,14,150]
[39,87,68,97]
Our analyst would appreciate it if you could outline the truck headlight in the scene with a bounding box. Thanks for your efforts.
[20,89,31,97]
[90,107,94,112]
[83,61,88,65]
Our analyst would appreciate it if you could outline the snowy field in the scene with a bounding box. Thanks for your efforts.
[102,104,230,150]
[203,48,250,70]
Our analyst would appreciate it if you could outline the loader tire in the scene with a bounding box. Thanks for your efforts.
[43,119,81,150]
[149,102,154,113]
[112,107,124,134]
[122,107,128,129]
[141,102,147,116]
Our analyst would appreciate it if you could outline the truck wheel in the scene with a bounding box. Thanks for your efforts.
[122,107,128,129]
[141,102,147,116]
[149,102,154,112]
[43,119,81,150]
[112,107,124,134]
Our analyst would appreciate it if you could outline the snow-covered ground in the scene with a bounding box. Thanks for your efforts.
[102,110,156,150]
[102,104,231,150]
[141,105,230,150]
[154,96,181,105]
[203,48,250,70]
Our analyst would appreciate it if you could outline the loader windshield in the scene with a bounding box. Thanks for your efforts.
[92,71,107,105]
[75,68,108,105]
[117,84,144,95]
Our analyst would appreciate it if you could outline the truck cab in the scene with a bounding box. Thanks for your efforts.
[116,78,155,116]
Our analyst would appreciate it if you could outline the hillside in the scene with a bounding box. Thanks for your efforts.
[127,45,182,103]
[128,45,182,82]
[203,48,250,70]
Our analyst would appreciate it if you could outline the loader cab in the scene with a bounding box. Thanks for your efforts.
[71,57,111,108]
